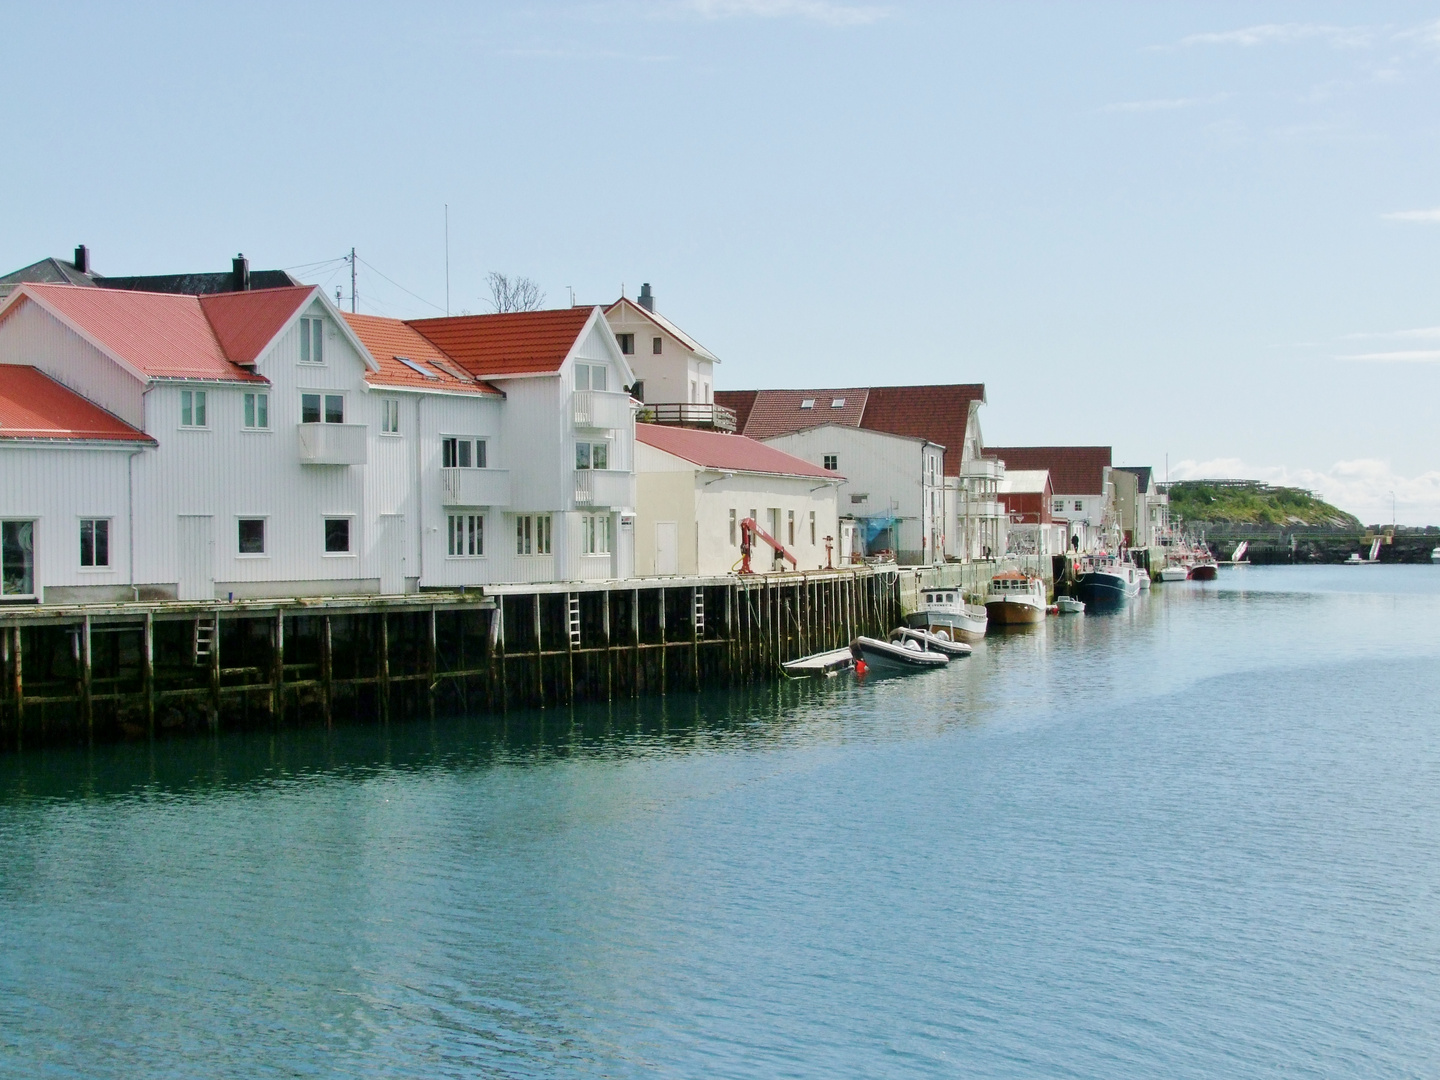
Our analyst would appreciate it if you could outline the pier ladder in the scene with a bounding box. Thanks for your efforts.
[693,589,705,637]
[567,595,581,648]
[193,617,216,663]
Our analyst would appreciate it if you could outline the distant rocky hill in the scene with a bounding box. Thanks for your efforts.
[1164,480,1361,530]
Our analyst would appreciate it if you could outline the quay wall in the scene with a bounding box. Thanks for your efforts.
[0,567,901,750]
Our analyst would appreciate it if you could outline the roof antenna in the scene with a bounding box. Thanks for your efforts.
[567,285,575,307]
[444,203,450,317]
[349,247,357,314]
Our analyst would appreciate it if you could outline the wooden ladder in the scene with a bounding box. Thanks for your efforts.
[693,589,705,637]
[193,617,216,664]
[567,595,581,648]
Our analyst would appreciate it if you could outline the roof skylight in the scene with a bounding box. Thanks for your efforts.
[800,398,815,409]
[831,397,846,408]
[394,355,440,380]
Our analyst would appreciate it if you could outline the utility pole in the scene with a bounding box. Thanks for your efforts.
[350,247,357,314]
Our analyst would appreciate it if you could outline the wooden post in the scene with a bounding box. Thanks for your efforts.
[631,589,640,698]
[321,615,333,728]
[78,617,93,736]
[378,613,391,722]
[691,587,700,692]
[208,613,221,731]
[533,593,543,708]
[602,590,613,702]
[11,626,22,748]
[658,588,667,696]
[271,610,284,724]
[143,613,155,736]
[495,601,509,713]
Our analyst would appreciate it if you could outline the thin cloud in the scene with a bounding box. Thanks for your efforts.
[675,0,889,26]
[1342,326,1440,341]
[1335,349,1440,363]
[1102,93,1233,114]
[1180,23,1375,49]
[1383,208,1440,223]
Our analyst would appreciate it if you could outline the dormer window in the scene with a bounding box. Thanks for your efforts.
[800,398,815,409]
[831,398,845,408]
[299,316,324,364]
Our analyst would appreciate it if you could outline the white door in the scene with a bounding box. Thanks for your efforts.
[378,514,405,594]
[655,521,677,575]
[177,515,214,601]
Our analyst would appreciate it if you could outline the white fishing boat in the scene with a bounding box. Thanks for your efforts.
[1432,546,1440,563]
[1137,571,1151,591]
[890,626,973,657]
[906,588,988,641]
[985,570,1048,626]
[1157,564,1189,582]
[1055,596,1085,615]
[850,635,949,672]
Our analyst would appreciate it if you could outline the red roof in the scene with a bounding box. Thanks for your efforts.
[733,388,871,438]
[988,446,1112,495]
[0,365,153,443]
[408,307,596,378]
[200,286,315,365]
[343,313,501,395]
[3,284,264,382]
[715,389,758,431]
[636,423,843,480]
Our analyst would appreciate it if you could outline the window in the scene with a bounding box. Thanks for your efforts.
[831,398,846,408]
[823,454,838,471]
[299,316,324,363]
[1053,499,1064,514]
[582,513,610,555]
[1074,500,1083,512]
[615,334,634,355]
[788,510,795,546]
[442,437,487,469]
[851,493,868,505]
[238,518,265,555]
[729,509,737,546]
[324,518,350,554]
[516,514,552,555]
[79,518,109,567]
[576,442,608,470]
[243,392,269,430]
[381,398,400,434]
[301,394,344,424]
[1,521,35,596]
[800,398,815,409]
[652,336,662,355]
[810,510,816,545]
[180,389,207,427]
[448,514,484,556]
[929,457,937,484]
[575,363,608,392]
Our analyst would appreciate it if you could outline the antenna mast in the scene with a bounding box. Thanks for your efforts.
[444,204,450,316]
[349,247,357,314]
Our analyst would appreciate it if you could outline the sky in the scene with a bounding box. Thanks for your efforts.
[3,1,1439,523]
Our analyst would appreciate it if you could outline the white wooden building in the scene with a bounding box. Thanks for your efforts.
[988,446,1114,552]
[0,282,637,603]
[634,424,842,576]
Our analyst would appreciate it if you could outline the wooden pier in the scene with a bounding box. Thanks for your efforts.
[0,567,900,750]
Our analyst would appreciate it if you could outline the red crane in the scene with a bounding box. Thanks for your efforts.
[738,516,797,575]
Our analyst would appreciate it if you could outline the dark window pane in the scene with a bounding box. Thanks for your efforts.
[475,440,487,469]
[2,521,34,595]
[458,440,472,468]
[575,443,591,470]
[325,518,350,553]
[80,520,94,566]
[592,443,608,470]
[302,394,321,424]
[94,519,108,566]
[325,395,344,424]
[442,438,457,468]
[238,519,265,554]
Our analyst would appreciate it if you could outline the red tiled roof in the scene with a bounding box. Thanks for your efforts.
[3,284,264,382]
[857,384,985,475]
[0,365,154,443]
[988,446,1112,495]
[200,286,315,365]
[408,307,596,377]
[730,388,871,438]
[714,389,758,432]
[636,423,843,480]
[343,313,502,396]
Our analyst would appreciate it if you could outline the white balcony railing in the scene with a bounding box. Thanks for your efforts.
[966,499,1004,519]
[297,423,367,465]
[574,469,635,508]
[440,468,512,507]
[573,390,633,430]
[961,457,1002,479]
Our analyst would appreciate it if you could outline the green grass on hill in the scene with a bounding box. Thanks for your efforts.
[1165,480,1361,529]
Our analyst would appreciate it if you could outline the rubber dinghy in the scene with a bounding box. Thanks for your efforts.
[850,635,950,672]
[890,627,973,657]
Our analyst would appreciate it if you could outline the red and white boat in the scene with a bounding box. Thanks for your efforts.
[985,570,1048,626]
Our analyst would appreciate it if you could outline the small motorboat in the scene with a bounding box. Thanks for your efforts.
[1432,546,1440,563]
[850,635,949,672]
[1187,557,1218,581]
[1157,564,1189,582]
[1055,596,1085,614]
[890,626,972,657]
[906,588,988,641]
[1137,573,1151,591]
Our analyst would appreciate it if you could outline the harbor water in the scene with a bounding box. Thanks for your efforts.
[3,565,1439,1077]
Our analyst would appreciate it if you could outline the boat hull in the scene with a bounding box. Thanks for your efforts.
[1187,563,1218,581]
[890,627,972,657]
[985,599,1047,625]
[1157,567,1188,582]
[1075,572,1140,606]
[850,636,949,672]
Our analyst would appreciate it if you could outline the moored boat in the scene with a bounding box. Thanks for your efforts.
[1055,596,1085,614]
[889,626,972,657]
[850,635,949,672]
[1432,546,1440,563]
[905,588,989,641]
[1074,554,1142,605]
[1187,558,1218,581]
[1157,564,1189,582]
[985,570,1048,626]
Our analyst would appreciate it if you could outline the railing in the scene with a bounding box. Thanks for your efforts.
[440,468,512,507]
[573,390,633,429]
[297,423,367,465]
[638,402,737,433]
[574,469,635,508]
[961,457,1002,479]
[966,499,1004,519]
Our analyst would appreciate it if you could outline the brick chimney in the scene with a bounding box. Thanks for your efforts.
[232,253,250,291]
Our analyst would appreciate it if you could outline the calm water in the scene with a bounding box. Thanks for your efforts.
[3,566,1440,1078]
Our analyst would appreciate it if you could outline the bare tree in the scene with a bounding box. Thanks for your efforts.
[485,272,545,313]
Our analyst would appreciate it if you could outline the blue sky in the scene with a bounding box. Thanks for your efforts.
[4,2,1440,522]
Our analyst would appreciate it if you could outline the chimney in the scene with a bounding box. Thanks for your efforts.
[73,245,89,274]
[638,282,654,312]
[232,253,250,291]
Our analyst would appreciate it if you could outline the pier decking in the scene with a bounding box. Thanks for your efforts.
[0,567,900,749]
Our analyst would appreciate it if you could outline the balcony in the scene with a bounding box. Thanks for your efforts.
[638,402,737,433]
[297,423,367,465]
[961,457,1002,479]
[441,468,512,507]
[573,390,633,430]
[966,499,1004,519]
[574,469,635,508]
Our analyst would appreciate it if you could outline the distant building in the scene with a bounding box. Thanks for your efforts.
[999,469,1067,558]
[605,285,732,429]
[1115,466,1167,547]
[987,446,1113,551]
[0,246,300,300]
[634,424,842,576]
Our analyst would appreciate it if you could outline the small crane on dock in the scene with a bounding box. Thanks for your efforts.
[738,517,797,575]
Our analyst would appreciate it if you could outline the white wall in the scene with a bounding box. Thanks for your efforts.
[605,305,712,405]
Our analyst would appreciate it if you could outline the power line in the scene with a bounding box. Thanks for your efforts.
[354,255,447,314]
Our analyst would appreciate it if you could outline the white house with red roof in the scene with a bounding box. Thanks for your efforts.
[605,285,733,430]
[634,424,843,576]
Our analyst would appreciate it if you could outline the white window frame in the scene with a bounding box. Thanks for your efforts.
[242,392,269,431]
[299,316,325,364]
[301,392,345,424]
[323,516,354,556]
[237,517,268,558]
[582,513,611,555]
[575,441,609,471]
[180,389,208,428]
[823,454,838,471]
[78,517,111,570]
[447,513,485,557]
[380,398,400,435]
[516,514,552,556]
[0,519,36,597]
[443,437,488,469]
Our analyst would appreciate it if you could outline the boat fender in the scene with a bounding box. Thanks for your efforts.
[855,660,868,677]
